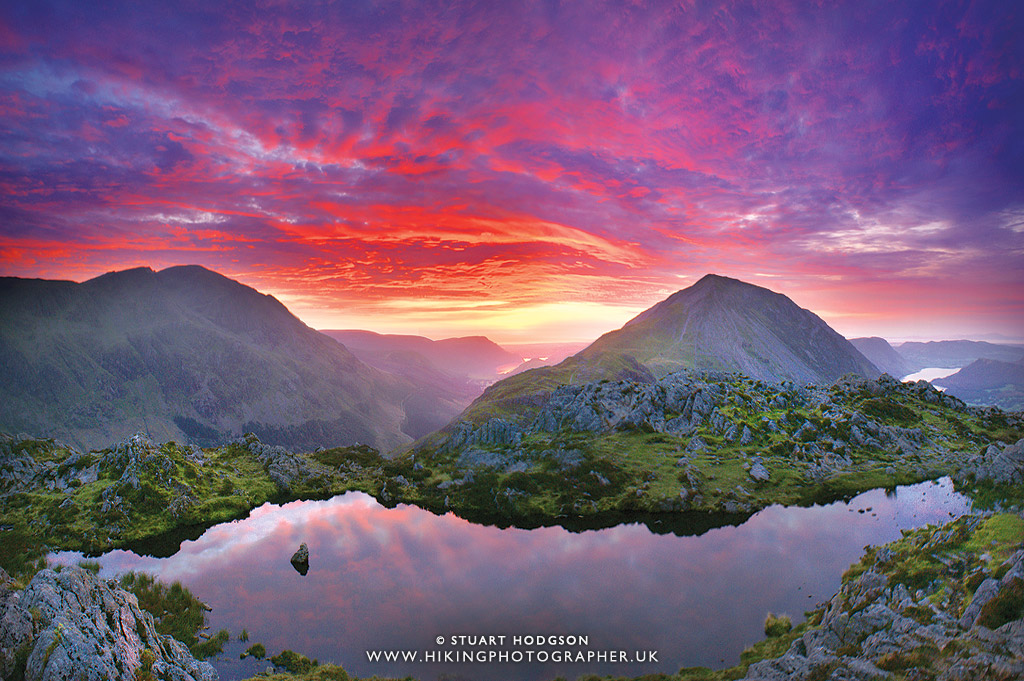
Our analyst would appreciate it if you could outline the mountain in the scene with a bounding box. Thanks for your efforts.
[320,330,527,438]
[579,274,880,381]
[321,330,522,379]
[0,266,414,452]
[451,274,880,425]
[849,337,914,378]
[933,357,1024,411]
[895,340,1024,371]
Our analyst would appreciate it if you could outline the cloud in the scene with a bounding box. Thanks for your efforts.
[1,0,1021,340]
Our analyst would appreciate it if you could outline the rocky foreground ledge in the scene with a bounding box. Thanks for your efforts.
[671,512,1024,681]
[0,565,217,681]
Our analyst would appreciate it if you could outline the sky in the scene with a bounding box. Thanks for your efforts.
[1,0,1022,343]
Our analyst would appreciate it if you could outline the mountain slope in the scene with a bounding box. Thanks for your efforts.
[895,340,1024,370]
[0,266,412,452]
[933,357,1024,411]
[321,330,522,379]
[581,274,879,382]
[850,337,914,378]
[450,274,879,426]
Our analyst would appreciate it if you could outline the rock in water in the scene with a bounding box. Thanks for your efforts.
[0,566,217,681]
[290,542,310,576]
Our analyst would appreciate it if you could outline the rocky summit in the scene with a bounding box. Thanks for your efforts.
[0,565,217,681]
[452,275,880,428]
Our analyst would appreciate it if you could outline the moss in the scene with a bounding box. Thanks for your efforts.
[242,643,266,660]
[902,604,936,625]
[874,645,937,671]
[677,668,746,681]
[134,649,157,681]
[976,578,1024,630]
[270,649,318,674]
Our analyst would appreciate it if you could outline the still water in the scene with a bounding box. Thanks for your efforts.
[51,478,971,681]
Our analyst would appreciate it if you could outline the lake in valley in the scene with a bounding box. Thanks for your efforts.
[51,478,973,681]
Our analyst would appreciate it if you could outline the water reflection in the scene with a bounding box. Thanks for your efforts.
[50,478,971,681]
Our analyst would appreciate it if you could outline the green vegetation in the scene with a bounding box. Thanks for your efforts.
[134,648,157,681]
[270,649,319,674]
[762,613,791,637]
[397,373,1022,527]
[119,572,207,649]
[977,578,1024,629]
[191,628,230,660]
[242,666,351,681]
[242,643,266,660]
[0,436,392,581]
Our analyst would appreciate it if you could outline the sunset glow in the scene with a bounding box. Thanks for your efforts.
[1,1,1022,342]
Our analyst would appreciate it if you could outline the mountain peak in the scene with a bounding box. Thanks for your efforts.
[592,274,878,384]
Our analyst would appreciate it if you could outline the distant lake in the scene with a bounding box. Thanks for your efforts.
[51,479,971,681]
[902,367,961,383]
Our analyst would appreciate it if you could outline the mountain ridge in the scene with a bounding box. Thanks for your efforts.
[0,266,416,452]
[443,274,880,428]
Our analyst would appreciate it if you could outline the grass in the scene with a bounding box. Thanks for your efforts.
[242,643,266,660]
[976,578,1024,629]
[763,613,792,637]
[119,572,207,648]
[269,649,318,674]
[191,628,230,660]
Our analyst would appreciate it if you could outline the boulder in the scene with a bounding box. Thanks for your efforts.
[290,543,310,576]
[2,566,216,681]
[749,461,770,482]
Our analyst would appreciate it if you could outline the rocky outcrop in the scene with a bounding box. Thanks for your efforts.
[956,438,1024,485]
[290,542,310,576]
[741,519,1024,681]
[0,566,217,681]
[436,371,979,484]
[236,433,314,493]
[0,434,99,497]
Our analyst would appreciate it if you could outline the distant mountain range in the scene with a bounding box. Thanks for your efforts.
[0,267,419,452]
[320,330,526,437]
[849,337,915,378]
[850,337,1024,410]
[894,340,1024,370]
[3,266,1019,454]
[452,274,881,426]
[322,330,522,379]
[934,357,1024,411]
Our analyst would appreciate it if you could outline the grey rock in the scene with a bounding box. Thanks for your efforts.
[749,461,770,482]
[960,578,1001,629]
[290,543,310,576]
[12,566,216,681]
[237,434,313,493]
[0,568,35,680]
[686,436,708,453]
